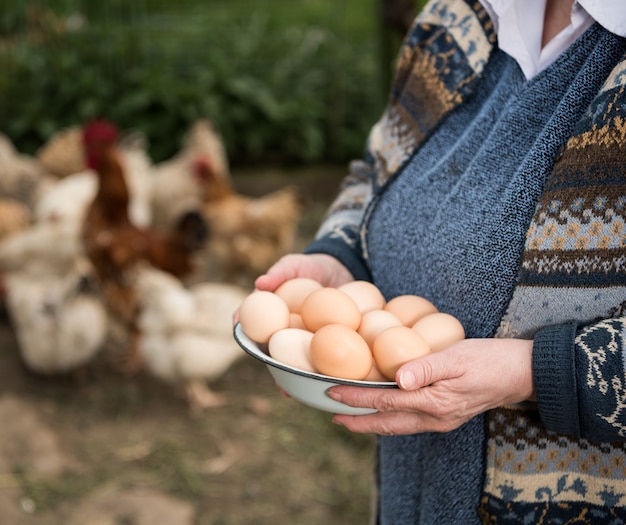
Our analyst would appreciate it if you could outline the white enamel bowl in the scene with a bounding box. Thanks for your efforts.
[233,322,397,415]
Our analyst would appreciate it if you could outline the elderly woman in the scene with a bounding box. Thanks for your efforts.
[254,0,626,523]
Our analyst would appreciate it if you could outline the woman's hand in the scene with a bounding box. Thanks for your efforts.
[254,253,354,292]
[233,253,353,326]
[329,337,535,435]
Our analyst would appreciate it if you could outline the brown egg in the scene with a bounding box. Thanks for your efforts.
[383,295,438,326]
[268,328,316,372]
[289,312,306,330]
[357,309,403,348]
[309,324,372,380]
[338,280,386,313]
[372,326,431,381]
[238,291,290,344]
[301,287,361,332]
[412,312,465,352]
[364,360,390,382]
[274,278,323,314]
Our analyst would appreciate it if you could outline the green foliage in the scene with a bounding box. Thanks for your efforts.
[0,1,387,164]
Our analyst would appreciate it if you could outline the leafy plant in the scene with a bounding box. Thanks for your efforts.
[0,0,388,164]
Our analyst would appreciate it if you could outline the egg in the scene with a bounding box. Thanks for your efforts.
[412,312,465,352]
[309,324,372,380]
[268,328,316,372]
[372,325,431,380]
[289,312,306,329]
[301,287,361,332]
[357,309,403,348]
[338,280,386,313]
[384,295,438,326]
[238,290,290,344]
[364,360,390,382]
[274,278,323,314]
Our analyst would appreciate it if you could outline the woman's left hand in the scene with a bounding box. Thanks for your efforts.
[329,338,535,435]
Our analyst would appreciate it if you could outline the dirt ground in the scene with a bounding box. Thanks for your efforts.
[0,166,378,525]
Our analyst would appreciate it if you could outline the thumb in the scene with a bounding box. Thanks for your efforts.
[254,272,288,292]
[396,351,451,391]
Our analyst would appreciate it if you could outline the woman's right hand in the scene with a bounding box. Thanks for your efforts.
[235,253,350,326]
[254,253,354,292]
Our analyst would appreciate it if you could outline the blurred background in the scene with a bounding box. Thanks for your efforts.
[1,0,422,165]
[0,1,424,524]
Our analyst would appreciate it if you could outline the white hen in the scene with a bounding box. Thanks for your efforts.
[151,119,230,230]
[0,218,107,374]
[0,219,82,277]
[4,263,107,375]
[135,266,249,411]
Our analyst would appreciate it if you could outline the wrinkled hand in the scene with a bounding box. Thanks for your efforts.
[254,253,354,292]
[330,337,535,435]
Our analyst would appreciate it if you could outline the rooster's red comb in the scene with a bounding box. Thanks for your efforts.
[192,155,214,182]
[82,119,119,145]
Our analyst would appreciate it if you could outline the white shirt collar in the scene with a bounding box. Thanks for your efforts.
[479,0,624,80]
[577,0,626,38]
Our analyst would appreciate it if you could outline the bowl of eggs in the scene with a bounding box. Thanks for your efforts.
[233,278,465,415]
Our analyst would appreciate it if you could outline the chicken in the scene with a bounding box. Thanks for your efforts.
[194,158,301,285]
[116,129,154,228]
[134,265,249,412]
[80,119,209,373]
[33,170,95,224]
[0,219,83,279]
[0,198,31,240]
[0,220,106,375]
[151,119,231,230]
[4,260,107,376]
[34,126,153,227]
[0,216,85,310]
[36,125,85,179]
[0,132,53,208]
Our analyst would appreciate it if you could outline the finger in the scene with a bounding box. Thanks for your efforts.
[396,349,463,391]
[254,265,298,291]
[328,385,427,414]
[332,410,461,435]
[254,272,287,291]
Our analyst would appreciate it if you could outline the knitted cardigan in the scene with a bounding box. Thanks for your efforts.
[304,0,626,523]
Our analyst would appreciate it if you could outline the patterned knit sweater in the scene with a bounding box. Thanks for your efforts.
[304,0,626,523]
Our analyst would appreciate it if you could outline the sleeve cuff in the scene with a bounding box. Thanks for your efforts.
[304,236,372,282]
[532,321,581,437]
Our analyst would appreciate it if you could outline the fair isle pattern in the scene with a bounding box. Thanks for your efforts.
[496,71,626,338]
[479,405,626,524]
[481,57,626,523]
[368,0,495,186]
[581,319,626,436]
[314,161,374,247]
[601,59,626,94]
[496,285,626,341]
[525,191,626,253]
[520,83,626,286]
[520,187,626,282]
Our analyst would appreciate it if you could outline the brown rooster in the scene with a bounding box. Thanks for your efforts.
[81,119,208,373]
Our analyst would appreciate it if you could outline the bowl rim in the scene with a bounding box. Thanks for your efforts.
[233,322,398,388]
